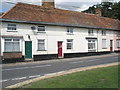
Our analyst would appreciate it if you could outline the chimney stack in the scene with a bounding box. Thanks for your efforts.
[95,8,102,17]
[42,0,55,8]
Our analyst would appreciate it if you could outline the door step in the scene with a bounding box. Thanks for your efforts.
[25,58,33,62]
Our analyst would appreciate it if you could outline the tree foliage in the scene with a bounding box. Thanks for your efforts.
[82,1,120,20]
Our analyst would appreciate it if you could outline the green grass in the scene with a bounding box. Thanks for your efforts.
[23,65,119,88]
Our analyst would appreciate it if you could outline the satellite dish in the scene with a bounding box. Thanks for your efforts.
[31,26,36,30]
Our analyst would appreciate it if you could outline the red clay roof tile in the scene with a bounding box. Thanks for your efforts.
[1,2,120,30]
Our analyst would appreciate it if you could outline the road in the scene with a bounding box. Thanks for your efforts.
[2,53,119,88]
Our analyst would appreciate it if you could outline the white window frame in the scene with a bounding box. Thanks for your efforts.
[37,39,45,51]
[88,39,96,51]
[7,24,17,31]
[116,39,120,48]
[37,26,45,33]
[4,38,20,52]
[102,39,107,49]
[67,39,73,50]
[117,32,120,36]
[88,29,94,35]
[102,30,106,36]
[67,27,73,34]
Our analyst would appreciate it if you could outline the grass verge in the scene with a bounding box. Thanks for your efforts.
[22,65,119,88]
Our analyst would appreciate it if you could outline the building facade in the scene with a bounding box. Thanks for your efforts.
[0,2,120,61]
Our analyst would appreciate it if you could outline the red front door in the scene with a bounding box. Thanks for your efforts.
[110,40,113,52]
[58,42,63,57]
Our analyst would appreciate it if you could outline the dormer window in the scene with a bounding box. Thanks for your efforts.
[102,30,106,35]
[67,27,73,34]
[88,29,94,35]
[37,26,45,32]
[7,24,17,31]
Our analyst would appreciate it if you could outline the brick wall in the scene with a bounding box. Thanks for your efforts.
[3,52,22,59]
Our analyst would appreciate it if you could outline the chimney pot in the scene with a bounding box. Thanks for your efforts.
[95,8,102,17]
[42,0,55,8]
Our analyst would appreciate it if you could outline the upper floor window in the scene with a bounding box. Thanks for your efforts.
[102,30,106,35]
[88,29,93,35]
[37,26,45,32]
[4,38,20,52]
[67,27,73,34]
[117,31,120,36]
[7,24,17,31]
[67,39,73,50]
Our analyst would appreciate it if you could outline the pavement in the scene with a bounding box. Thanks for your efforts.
[1,53,119,88]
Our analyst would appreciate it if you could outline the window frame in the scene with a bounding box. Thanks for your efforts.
[7,24,17,31]
[4,38,20,52]
[116,39,120,48]
[101,30,106,36]
[37,39,46,51]
[117,31,120,36]
[88,39,96,51]
[67,27,73,34]
[67,39,73,50]
[37,26,45,33]
[88,29,94,35]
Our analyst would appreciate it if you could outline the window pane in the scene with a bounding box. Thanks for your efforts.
[38,26,45,31]
[102,39,106,48]
[7,24,17,30]
[5,42,13,52]
[13,42,20,51]
[38,40,45,50]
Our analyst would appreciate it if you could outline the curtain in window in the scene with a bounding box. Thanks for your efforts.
[38,40,45,50]
[102,39,107,48]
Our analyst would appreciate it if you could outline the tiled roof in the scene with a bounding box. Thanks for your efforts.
[1,2,120,30]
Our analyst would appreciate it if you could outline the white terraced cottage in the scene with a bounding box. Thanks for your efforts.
[0,1,120,62]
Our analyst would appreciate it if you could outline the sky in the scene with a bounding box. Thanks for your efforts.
[0,0,120,13]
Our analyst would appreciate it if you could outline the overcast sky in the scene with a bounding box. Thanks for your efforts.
[0,0,120,13]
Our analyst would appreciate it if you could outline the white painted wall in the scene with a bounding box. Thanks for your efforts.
[1,22,115,57]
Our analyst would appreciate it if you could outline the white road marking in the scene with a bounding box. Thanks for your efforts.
[45,73,56,76]
[29,75,41,78]
[70,59,100,64]
[12,77,27,80]
[0,79,9,82]
[113,57,118,58]
[2,65,51,71]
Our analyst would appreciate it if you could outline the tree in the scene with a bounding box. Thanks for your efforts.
[82,1,120,20]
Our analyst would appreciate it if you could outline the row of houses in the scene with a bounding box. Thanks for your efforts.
[0,1,120,62]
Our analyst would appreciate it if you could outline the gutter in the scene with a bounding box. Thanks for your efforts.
[0,19,120,31]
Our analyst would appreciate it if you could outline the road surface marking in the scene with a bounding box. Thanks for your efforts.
[12,77,27,80]
[0,79,9,82]
[45,73,56,76]
[29,75,41,78]
[2,65,51,71]
[70,59,100,64]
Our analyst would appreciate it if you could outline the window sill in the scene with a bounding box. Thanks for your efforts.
[37,50,47,51]
[102,48,107,49]
[102,35,106,36]
[67,33,74,35]
[37,32,46,33]
[3,51,22,53]
[7,31,18,32]
[88,34,94,36]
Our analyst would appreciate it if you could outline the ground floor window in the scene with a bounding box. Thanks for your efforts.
[67,39,73,50]
[102,39,107,49]
[4,38,20,52]
[117,39,120,48]
[88,39,96,51]
[38,39,45,51]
